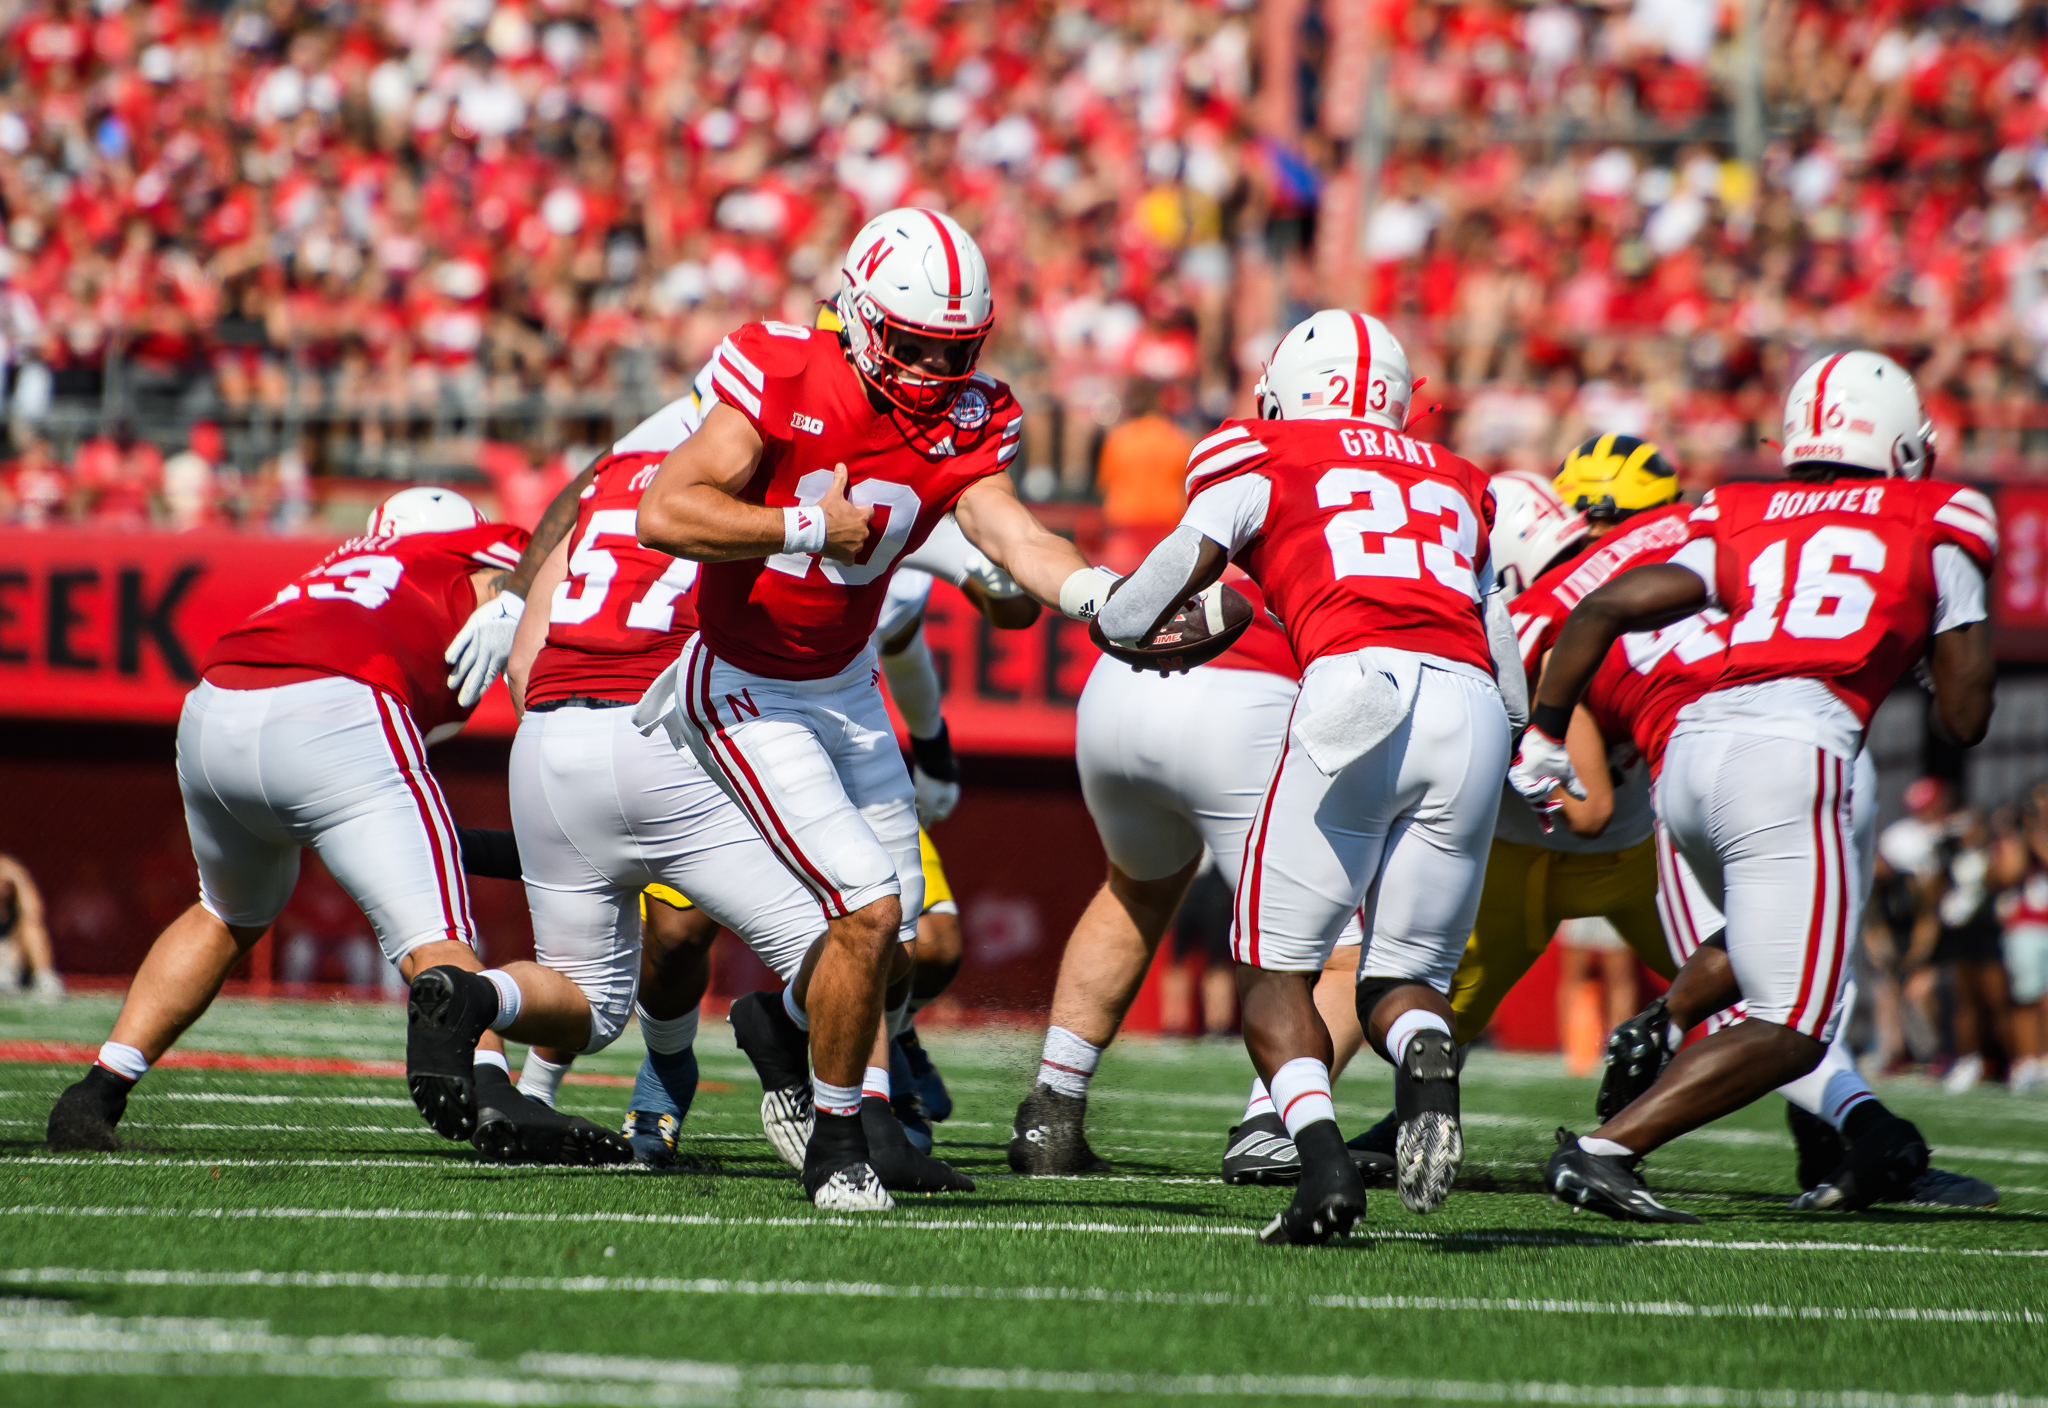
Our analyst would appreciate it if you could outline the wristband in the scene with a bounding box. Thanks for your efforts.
[1530,701,1573,742]
[909,722,960,783]
[782,505,827,555]
[1058,566,1120,621]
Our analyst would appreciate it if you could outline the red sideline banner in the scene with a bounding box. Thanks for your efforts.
[1992,486,2048,660]
[0,527,1101,751]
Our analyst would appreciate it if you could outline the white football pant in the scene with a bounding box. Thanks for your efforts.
[1656,732,1865,1042]
[1654,748,1879,1121]
[177,677,473,964]
[510,703,828,1053]
[1234,655,1509,982]
[674,637,922,941]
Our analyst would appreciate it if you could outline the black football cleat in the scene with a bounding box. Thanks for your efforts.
[1222,1112,1300,1186]
[1545,1128,1700,1224]
[861,1096,973,1192]
[1394,1030,1462,1214]
[1258,1122,1366,1246]
[896,1027,953,1122]
[1008,1085,1111,1174]
[405,966,500,1141]
[46,1066,131,1152]
[1347,1109,1398,1186]
[1788,1111,1929,1212]
[730,991,814,1170]
[803,1109,893,1211]
[1903,1166,1998,1209]
[1786,1103,1849,1192]
[471,1065,631,1165]
[1595,996,1678,1122]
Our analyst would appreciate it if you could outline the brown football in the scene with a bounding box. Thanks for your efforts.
[1089,582,1253,675]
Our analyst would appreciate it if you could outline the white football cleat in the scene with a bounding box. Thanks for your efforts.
[760,1087,814,1171]
[810,1161,895,1212]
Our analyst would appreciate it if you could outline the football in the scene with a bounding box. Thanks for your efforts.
[1090,581,1254,674]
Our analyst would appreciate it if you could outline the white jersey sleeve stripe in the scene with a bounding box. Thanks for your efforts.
[716,338,765,391]
[1191,425,1250,459]
[1932,544,1989,634]
[711,364,763,419]
[1666,536,1721,608]
[996,442,1019,465]
[1182,439,1269,493]
[1000,415,1023,439]
[1946,486,1996,520]
[1933,501,1999,554]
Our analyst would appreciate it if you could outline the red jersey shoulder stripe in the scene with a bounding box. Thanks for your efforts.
[1933,487,1999,556]
[711,339,764,418]
[1184,427,1270,493]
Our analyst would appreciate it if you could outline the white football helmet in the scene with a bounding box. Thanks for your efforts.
[1255,309,1412,431]
[1489,469,1588,602]
[1781,349,1934,480]
[835,207,993,418]
[367,486,486,536]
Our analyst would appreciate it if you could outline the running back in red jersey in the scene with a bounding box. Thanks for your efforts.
[525,451,701,708]
[1508,502,1728,775]
[1182,418,1496,673]
[698,320,1022,680]
[1678,477,1998,723]
[204,521,529,738]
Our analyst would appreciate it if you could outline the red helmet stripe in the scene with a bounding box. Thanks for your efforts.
[1811,352,1846,436]
[1349,313,1371,417]
[919,209,963,311]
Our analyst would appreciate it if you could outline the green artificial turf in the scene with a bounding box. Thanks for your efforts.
[0,993,2043,1407]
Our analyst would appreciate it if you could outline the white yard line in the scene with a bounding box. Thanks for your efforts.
[0,1262,2037,1324]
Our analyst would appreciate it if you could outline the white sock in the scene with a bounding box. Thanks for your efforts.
[1384,1008,1451,1065]
[1579,1135,1634,1158]
[1268,1057,1336,1138]
[518,1052,569,1108]
[95,1041,149,1084]
[813,1076,861,1118]
[1244,1078,1275,1122]
[781,984,811,1033]
[1037,1025,1101,1099]
[861,1065,891,1103]
[637,1006,700,1056]
[481,970,522,1032]
[473,1049,510,1076]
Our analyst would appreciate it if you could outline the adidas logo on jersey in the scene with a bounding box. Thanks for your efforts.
[790,412,825,435]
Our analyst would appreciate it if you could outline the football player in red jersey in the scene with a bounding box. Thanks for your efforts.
[625,208,1105,1210]
[1520,350,1998,1222]
[1099,310,1524,1242]
[44,489,619,1159]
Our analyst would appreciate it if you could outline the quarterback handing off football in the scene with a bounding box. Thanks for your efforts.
[1090,579,1253,673]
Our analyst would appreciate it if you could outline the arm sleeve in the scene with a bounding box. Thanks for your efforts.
[1666,537,1721,608]
[1486,591,1529,729]
[880,628,946,739]
[1098,525,1210,646]
[1931,544,1989,634]
[1178,476,1272,556]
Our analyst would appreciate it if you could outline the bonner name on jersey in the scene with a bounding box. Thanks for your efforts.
[1761,485,1887,521]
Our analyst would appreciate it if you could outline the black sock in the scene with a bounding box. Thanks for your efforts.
[82,1065,134,1104]
[809,1109,867,1166]
[1293,1118,1347,1166]
[1841,1100,1889,1145]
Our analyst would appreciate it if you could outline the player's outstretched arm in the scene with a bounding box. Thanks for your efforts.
[1927,620,1995,747]
[1096,528,1228,647]
[953,474,1101,613]
[637,404,871,564]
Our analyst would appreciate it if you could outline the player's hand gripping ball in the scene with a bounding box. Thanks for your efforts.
[1090,580,1253,675]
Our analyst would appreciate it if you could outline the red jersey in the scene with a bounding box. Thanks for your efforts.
[1682,477,1998,725]
[526,451,701,708]
[204,523,529,738]
[1510,503,1728,776]
[1184,419,1494,673]
[1207,570,1301,682]
[698,322,1018,680]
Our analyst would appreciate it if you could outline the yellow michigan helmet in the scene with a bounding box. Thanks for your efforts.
[1554,434,1678,522]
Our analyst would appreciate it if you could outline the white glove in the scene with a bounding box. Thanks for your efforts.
[959,542,1024,599]
[913,764,961,827]
[445,592,525,708]
[1507,725,1586,814]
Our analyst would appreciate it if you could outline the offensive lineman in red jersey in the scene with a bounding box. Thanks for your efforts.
[1099,310,1525,1243]
[1519,350,1998,1222]
[591,208,1105,1209]
[45,489,618,1157]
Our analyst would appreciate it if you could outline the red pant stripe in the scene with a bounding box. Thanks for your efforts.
[371,692,465,946]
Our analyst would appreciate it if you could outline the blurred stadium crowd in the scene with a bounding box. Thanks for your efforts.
[9,0,2048,529]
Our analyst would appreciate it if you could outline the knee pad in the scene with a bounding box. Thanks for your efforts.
[1355,977,1441,1061]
